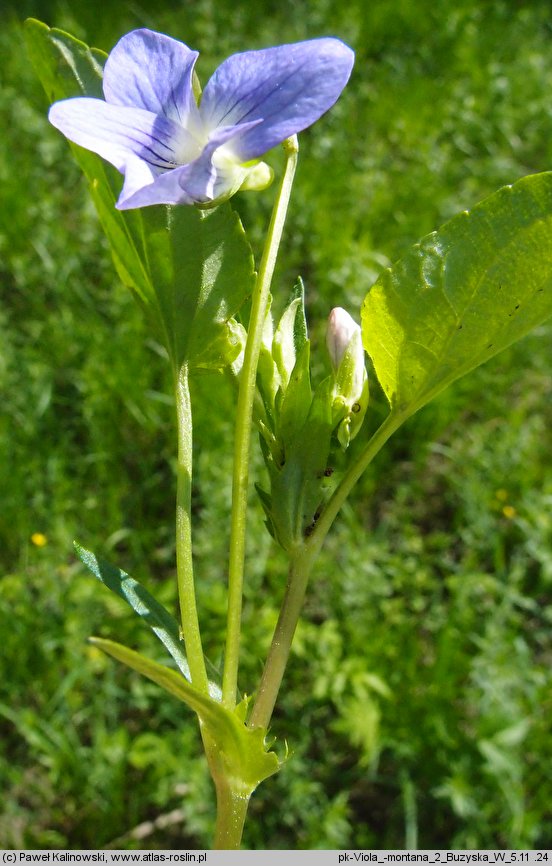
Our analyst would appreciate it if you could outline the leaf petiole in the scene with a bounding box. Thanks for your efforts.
[175,363,209,695]
[249,410,405,730]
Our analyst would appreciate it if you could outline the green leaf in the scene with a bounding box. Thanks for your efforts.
[74,542,222,701]
[25,19,153,309]
[140,204,255,370]
[24,18,106,101]
[75,543,191,679]
[267,379,334,550]
[362,172,552,419]
[272,279,308,388]
[25,19,256,372]
[277,341,312,449]
[91,638,280,795]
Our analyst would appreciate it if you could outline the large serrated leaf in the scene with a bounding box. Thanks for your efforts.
[362,172,552,418]
[91,638,280,795]
[25,19,255,372]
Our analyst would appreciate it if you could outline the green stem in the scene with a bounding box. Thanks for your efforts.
[249,411,405,729]
[309,410,406,549]
[222,137,299,709]
[248,542,316,730]
[174,364,209,695]
[201,728,250,849]
[213,782,251,849]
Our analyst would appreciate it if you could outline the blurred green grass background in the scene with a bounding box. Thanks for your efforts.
[1,0,552,849]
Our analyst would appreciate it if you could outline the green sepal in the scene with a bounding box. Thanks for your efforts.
[330,326,369,449]
[336,373,369,449]
[75,542,222,701]
[362,172,552,421]
[90,637,280,796]
[25,19,256,374]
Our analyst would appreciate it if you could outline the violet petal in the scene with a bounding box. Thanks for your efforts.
[199,38,354,162]
[48,98,195,172]
[103,29,201,128]
[118,120,261,208]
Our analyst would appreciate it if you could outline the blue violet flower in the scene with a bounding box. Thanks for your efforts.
[49,29,354,209]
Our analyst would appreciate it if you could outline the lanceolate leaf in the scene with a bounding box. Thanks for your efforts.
[362,172,552,418]
[25,19,255,372]
[90,637,212,712]
[24,20,153,308]
[75,543,222,700]
[91,638,280,794]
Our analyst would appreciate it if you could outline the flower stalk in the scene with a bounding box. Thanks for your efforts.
[222,136,299,709]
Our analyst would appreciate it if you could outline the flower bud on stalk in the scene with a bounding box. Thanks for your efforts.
[326,307,368,448]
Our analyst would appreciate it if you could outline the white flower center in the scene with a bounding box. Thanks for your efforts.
[172,125,205,166]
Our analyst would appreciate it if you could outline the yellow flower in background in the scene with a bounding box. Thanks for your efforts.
[493,489,517,519]
[31,532,48,547]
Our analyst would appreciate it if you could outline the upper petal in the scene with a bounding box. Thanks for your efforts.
[199,38,354,162]
[48,98,195,172]
[103,28,202,129]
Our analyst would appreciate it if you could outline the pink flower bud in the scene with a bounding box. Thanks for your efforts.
[326,307,360,370]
